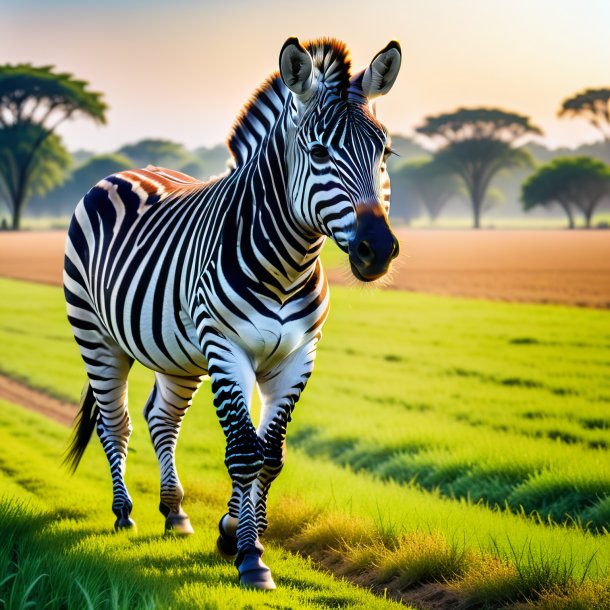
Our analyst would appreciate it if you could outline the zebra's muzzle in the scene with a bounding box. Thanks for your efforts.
[348,203,399,282]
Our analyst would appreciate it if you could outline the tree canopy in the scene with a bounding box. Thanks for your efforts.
[192,144,233,177]
[0,64,107,130]
[521,156,610,228]
[28,153,131,217]
[416,108,542,145]
[416,108,541,228]
[0,63,106,228]
[118,139,192,169]
[559,88,610,142]
[0,123,71,219]
[392,158,462,222]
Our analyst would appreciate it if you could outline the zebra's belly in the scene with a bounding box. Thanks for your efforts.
[100,299,209,377]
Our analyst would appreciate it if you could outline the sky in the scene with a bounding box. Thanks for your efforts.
[1,0,609,153]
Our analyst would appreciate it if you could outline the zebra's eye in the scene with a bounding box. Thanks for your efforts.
[310,144,330,163]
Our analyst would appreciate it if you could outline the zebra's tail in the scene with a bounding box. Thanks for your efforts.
[63,382,98,474]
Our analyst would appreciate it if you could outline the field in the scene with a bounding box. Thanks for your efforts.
[0,276,608,609]
[2,229,610,307]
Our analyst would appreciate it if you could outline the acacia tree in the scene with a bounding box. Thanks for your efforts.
[0,123,71,220]
[393,158,462,222]
[521,157,610,228]
[559,88,610,142]
[416,108,542,228]
[0,64,106,228]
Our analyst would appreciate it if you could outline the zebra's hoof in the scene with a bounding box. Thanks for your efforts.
[114,516,136,531]
[216,515,237,560]
[165,512,194,536]
[237,552,276,590]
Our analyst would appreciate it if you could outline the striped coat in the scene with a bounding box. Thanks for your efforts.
[64,37,401,589]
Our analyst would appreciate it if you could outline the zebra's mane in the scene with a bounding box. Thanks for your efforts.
[227,38,352,167]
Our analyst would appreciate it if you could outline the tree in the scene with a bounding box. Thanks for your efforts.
[416,108,542,228]
[118,138,191,169]
[521,157,610,228]
[559,88,610,142]
[392,158,462,222]
[0,123,71,221]
[28,153,132,217]
[0,64,107,229]
[192,144,232,177]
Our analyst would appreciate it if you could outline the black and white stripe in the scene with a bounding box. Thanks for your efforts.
[64,37,401,588]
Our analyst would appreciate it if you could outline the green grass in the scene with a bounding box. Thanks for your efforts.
[0,401,407,610]
[0,277,609,608]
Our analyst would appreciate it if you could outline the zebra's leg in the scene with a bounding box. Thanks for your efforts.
[84,344,135,530]
[252,339,318,536]
[66,280,135,530]
[143,372,203,535]
[203,333,274,589]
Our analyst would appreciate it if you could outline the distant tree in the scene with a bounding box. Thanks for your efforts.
[71,149,96,165]
[28,153,132,217]
[384,135,430,172]
[521,157,610,228]
[0,64,106,228]
[179,158,208,180]
[559,88,610,142]
[392,158,462,222]
[192,144,232,177]
[416,108,542,228]
[71,153,132,188]
[118,138,191,169]
[0,123,71,216]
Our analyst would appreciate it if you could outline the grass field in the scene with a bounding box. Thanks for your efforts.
[0,277,609,609]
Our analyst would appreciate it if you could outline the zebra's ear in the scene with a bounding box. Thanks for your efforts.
[355,41,402,100]
[279,37,316,103]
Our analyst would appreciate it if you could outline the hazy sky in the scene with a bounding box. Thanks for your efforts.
[1,0,609,152]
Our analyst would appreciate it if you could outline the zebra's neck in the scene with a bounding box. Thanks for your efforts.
[223,113,324,302]
[213,90,321,300]
[222,37,354,299]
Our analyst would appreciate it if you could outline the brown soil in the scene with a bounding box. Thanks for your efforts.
[0,230,66,286]
[1,229,609,307]
[329,228,610,308]
[0,374,76,426]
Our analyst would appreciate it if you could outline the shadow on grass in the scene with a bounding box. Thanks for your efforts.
[290,426,610,534]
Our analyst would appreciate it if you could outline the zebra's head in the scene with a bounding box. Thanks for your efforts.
[279,38,401,282]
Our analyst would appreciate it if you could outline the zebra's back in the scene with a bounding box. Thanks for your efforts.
[63,166,227,376]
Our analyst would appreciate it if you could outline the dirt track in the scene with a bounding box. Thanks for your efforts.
[1,229,609,307]
[0,374,76,426]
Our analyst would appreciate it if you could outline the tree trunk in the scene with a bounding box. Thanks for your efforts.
[470,174,486,229]
[11,205,21,230]
[472,195,482,229]
[559,200,574,229]
[584,208,593,229]
[11,182,26,230]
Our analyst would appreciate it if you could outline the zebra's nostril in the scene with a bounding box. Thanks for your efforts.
[391,236,400,259]
[357,240,375,265]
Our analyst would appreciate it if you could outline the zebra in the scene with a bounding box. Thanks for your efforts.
[63,37,401,589]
